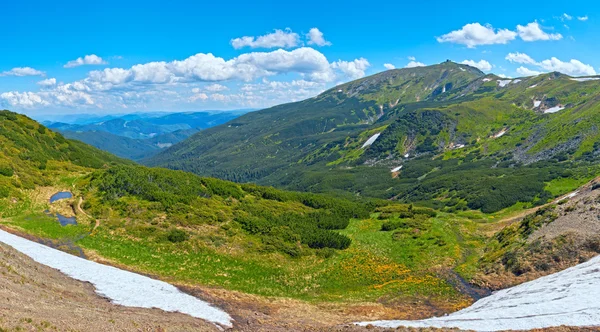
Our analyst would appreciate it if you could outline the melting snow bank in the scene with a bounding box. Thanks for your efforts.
[361,133,381,148]
[356,254,600,331]
[0,229,233,328]
[544,106,565,114]
[571,77,600,82]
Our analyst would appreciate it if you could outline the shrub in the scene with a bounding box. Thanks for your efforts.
[167,229,189,243]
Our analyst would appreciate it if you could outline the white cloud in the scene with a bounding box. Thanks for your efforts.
[506,52,596,76]
[37,78,57,87]
[517,22,562,41]
[407,56,416,61]
[0,91,49,107]
[331,58,370,80]
[204,83,228,92]
[231,29,300,49]
[0,67,45,77]
[383,63,396,70]
[538,57,596,76]
[516,66,544,76]
[64,54,107,68]
[562,13,573,21]
[505,52,537,65]
[461,59,492,71]
[437,23,517,48]
[578,16,589,21]
[84,47,336,86]
[306,28,331,47]
[405,61,426,68]
[189,91,208,102]
[1,47,372,111]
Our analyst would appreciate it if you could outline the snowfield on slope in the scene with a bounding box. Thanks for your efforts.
[361,133,381,148]
[0,229,233,328]
[356,254,600,331]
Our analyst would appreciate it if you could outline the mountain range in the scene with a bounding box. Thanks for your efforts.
[44,110,248,160]
[147,61,600,213]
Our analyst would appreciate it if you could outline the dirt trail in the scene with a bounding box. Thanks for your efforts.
[483,177,600,236]
[77,196,101,232]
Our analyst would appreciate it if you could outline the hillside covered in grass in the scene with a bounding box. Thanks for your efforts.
[147,63,600,214]
[0,110,127,215]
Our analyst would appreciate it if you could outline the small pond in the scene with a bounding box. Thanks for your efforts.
[43,210,77,226]
[56,214,77,226]
[50,191,73,203]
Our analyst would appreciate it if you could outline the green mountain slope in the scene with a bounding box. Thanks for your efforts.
[147,63,600,213]
[0,110,126,205]
[0,111,485,311]
[146,62,483,179]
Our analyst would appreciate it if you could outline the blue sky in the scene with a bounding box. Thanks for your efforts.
[1,0,597,114]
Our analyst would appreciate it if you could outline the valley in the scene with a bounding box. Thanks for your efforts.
[2,62,600,331]
[45,110,248,161]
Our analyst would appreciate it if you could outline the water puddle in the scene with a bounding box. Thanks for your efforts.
[50,191,73,203]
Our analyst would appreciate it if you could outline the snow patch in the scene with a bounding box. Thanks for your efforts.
[570,77,600,82]
[356,254,600,331]
[0,230,233,328]
[544,106,565,114]
[156,143,173,148]
[404,153,410,158]
[497,80,512,87]
[534,100,542,108]
[512,79,522,84]
[337,89,343,92]
[528,84,538,89]
[391,166,403,172]
[482,78,492,82]
[493,129,507,138]
[361,133,381,148]
[459,67,466,72]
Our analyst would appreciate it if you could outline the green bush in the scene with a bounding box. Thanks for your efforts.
[167,229,189,243]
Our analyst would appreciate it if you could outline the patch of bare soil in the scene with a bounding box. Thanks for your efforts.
[474,179,600,290]
[0,243,217,332]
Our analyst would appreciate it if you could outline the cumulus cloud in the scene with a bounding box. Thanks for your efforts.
[306,28,331,46]
[37,78,57,87]
[1,47,371,111]
[64,54,107,68]
[231,29,300,49]
[83,47,336,86]
[405,60,426,68]
[0,91,49,107]
[505,52,537,65]
[461,59,492,71]
[0,67,45,77]
[189,90,208,102]
[578,16,589,21]
[331,58,370,80]
[538,57,596,76]
[383,63,396,70]
[437,23,517,48]
[407,56,416,61]
[516,66,544,76]
[204,83,228,92]
[517,22,562,41]
[506,52,596,76]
